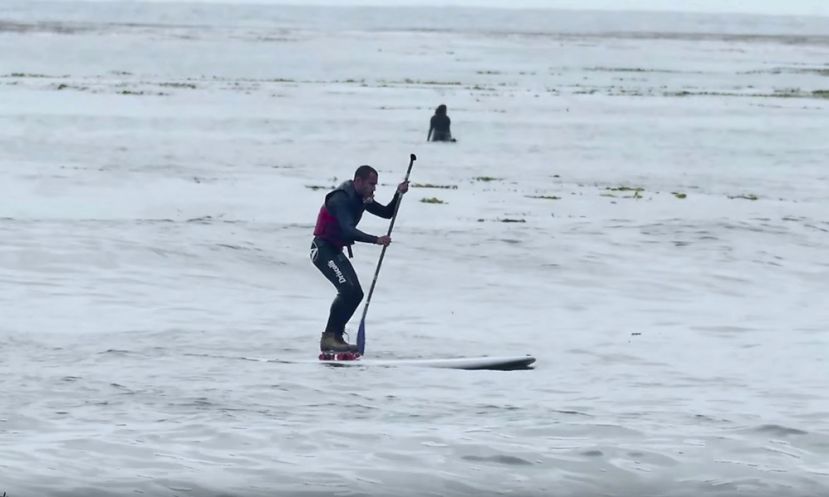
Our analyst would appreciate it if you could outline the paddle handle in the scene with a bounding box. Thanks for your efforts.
[360,153,415,319]
[357,152,415,352]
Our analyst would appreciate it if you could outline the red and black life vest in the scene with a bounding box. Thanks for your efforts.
[313,182,364,250]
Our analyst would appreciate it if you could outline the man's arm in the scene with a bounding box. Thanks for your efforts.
[365,192,400,219]
[327,192,378,244]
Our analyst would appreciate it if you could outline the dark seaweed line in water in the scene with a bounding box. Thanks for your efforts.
[4,18,829,46]
[0,20,218,34]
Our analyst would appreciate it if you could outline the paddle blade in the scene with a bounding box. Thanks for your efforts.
[356,318,366,355]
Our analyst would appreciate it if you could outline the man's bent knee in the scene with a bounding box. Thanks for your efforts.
[339,286,364,306]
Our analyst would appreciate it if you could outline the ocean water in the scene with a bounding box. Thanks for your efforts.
[1,2,828,496]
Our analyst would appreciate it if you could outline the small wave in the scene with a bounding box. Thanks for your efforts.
[752,424,809,436]
[553,409,591,416]
[461,454,534,466]
[101,348,133,355]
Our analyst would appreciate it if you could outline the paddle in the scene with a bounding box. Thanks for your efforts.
[356,153,416,355]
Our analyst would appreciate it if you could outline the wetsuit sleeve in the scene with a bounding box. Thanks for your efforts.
[365,192,400,219]
[327,191,378,244]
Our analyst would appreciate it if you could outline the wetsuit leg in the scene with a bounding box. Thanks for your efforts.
[310,239,364,334]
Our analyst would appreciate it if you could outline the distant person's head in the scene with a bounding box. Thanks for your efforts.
[353,165,378,199]
[435,104,447,116]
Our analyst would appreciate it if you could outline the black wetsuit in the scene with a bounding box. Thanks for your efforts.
[310,180,399,335]
[428,114,452,142]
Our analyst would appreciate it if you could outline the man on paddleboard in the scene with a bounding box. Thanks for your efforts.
[310,165,409,353]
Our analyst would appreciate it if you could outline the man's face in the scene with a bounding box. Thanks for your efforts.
[355,173,378,199]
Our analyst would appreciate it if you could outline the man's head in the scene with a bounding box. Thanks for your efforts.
[353,165,378,199]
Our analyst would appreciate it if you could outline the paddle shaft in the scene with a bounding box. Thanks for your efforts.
[358,154,416,325]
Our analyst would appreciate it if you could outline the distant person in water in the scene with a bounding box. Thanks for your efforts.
[427,104,456,142]
[310,165,409,353]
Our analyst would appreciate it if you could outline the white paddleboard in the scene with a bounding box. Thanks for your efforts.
[265,355,536,370]
[322,355,535,370]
